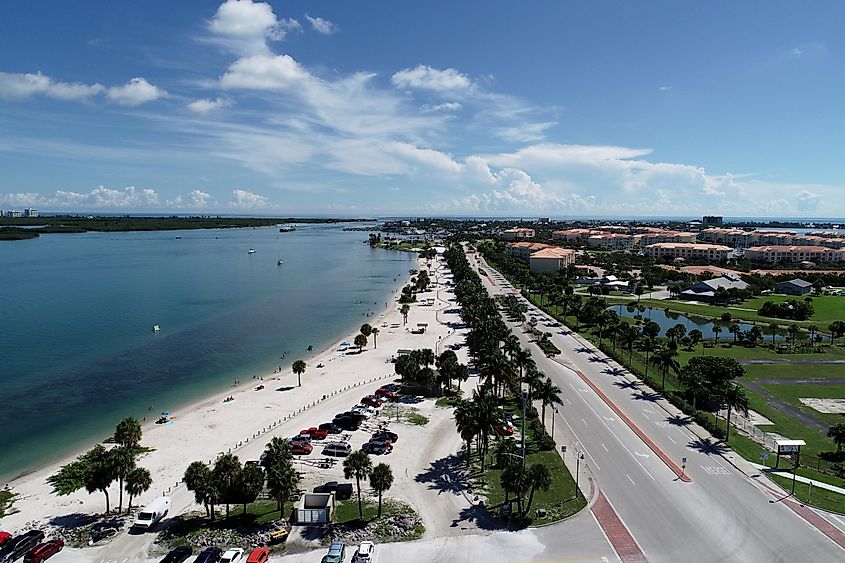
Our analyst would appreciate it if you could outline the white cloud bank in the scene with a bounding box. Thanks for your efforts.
[0,72,166,106]
[391,65,473,92]
[305,14,338,35]
[106,77,167,106]
[188,97,232,114]
[208,0,300,56]
[0,187,274,211]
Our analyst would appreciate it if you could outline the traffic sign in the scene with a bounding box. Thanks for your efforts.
[760,452,769,462]
[561,445,567,453]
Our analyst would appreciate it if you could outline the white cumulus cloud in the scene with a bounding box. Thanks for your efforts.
[305,14,338,35]
[208,0,299,56]
[422,102,463,112]
[188,97,232,114]
[229,189,269,208]
[106,77,166,106]
[391,65,473,92]
[220,54,310,90]
[0,71,104,102]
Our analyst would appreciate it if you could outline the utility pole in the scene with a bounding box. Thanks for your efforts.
[521,391,528,472]
[552,407,559,439]
[575,451,584,499]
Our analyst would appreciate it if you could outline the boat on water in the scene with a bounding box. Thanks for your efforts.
[248,248,256,254]
[278,259,284,265]
[279,225,296,232]
[152,324,160,333]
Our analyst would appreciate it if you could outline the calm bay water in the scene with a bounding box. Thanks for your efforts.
[0,224,414,481]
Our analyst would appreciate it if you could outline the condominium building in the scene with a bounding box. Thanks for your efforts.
[506,242,552,262]
[744,245,845,264]
[633,230,697,246]
[699,228,754,248]
[529,247,577,274]
[645,242,732,262]
[551,228,600,241]
[23,208,38,218]
[501,227,536,240]
[586,233,635,250]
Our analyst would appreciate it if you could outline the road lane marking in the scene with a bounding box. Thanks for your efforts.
[602,443,608,452]
[701,465,731,476]
[561,416,601,470]
[582,418,588,426]
[627,474,636,486]
[641,412,651,420]
[667,436,676,444]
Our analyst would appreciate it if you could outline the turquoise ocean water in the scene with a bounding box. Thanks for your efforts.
[0,223,414,482]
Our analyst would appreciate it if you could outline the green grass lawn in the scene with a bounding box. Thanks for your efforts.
[769,474,845,514]
[743,295,845,324]
[0,490,16,517]
[758,383,845,428]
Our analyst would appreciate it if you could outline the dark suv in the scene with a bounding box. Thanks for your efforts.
[193,547,222,563]
[0,531,45,563]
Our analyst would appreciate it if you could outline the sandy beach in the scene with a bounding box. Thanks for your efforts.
[1,254,475,561]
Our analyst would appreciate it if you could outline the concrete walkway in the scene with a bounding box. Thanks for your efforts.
[751,462,845,495]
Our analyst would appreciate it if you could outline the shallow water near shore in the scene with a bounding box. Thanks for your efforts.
[0,223,414,482]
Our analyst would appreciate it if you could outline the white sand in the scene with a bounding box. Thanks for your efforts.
[2,255,479,561]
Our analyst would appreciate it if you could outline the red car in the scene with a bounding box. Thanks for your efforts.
[290,440,313,455]
[494,423,514,437]
[300,427,328,440]
[246,546,270,563]
[24,539,64,563]
[0,531,10,545]
[360,395,383,408]
[374,388,395,399]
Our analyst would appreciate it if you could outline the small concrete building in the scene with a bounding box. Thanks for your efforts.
[775,279,813,296]
[529,247,576,274]
[679,274,748,303]
[296,492,335,524]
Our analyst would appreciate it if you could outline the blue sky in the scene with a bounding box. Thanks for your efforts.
[1,0,844,216]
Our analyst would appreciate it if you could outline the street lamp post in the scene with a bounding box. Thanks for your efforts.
[521,391,528,472]
[552,407,559,439]
[575,451,585,499]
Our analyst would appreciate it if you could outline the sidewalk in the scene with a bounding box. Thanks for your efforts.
[751,462,845,495]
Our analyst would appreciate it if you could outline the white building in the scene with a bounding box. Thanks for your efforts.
[23,208,38,218]
[745,245,845,264]
[501,227,536,240]
[645,242,732,262]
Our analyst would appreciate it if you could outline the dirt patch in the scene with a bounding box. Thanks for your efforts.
[799,398,845,414]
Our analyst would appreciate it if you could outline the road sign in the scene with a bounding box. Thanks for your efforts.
[760,452,769,462]
[682,457,687,464]
[561,445,567,453]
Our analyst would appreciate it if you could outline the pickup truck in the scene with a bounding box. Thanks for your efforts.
[300,427,328,440]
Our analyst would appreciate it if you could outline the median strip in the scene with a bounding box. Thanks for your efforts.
[575,370,692,483]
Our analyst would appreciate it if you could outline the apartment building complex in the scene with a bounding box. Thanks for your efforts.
[645,242,732,262]
[501,227,536,240]
[744,246,845,264]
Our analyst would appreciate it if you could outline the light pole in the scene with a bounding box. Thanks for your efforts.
[521,391,528,472]
[575,450,584,499]
[552,407,559,439]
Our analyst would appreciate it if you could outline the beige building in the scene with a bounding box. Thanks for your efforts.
[529,247,577,274]
[645,242,732,262]
[506,242,551,262]
[501,227,536,240]
[587,233,635,250]
[744,245,845,264]
[633,230,696,246]
[551,228,600,241]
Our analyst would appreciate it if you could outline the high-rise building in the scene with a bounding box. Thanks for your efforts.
[23,208,38,218]
[702,215,723,226]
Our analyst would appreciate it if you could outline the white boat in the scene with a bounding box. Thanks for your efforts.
[152,325,160,333]
[248,248,256,254]
[277,259,284,265]
[279,225,296,232]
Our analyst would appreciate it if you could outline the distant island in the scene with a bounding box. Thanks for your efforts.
[0,215,367,240]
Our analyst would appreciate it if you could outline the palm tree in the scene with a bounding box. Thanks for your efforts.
[500,465,525,512]
[729,323,741,343]
[678,366,708,412]
[536,377,562,430]
[788,324,800,347]
[264,437,292,468]
[369,463,394,517]
[292,359,306,387]
[114,417,143,450]
[723,384,750,443]
[371,327,379,349]
[360,323,373,337]
[212,453,242,519]
[829,321,845,345]
[768,322,779,344]
[238,463,266,515]
[472,387,500,470]
[80,445,117,514]
[712,325,722,345]
[808,325,818,347]
[620,326,639,365]
[454,400,478,466]
[524,463,552,514]
[354,333,368,351]
[125,467,152,514]
[653,346,679,393]
[639,336,657,378]
[827,423,845,453]
[266,460,299,517]
[688,329,703,348]
[184,461,217,520]
[343,451,373,519]
[400,303,411,325]
[454,363,469,392]
[109,446,136,513]
[513,348,535,384]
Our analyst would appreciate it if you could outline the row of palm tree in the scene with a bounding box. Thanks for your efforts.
[342,450,395,518]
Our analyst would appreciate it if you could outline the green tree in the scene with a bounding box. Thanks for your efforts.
[729,323,741,343]
[371,327,380,349]
[343,451,373,519]
[47,445,117,514]
[524,463,552,514]
[354,333,368,351]
[827,423,845,453]
[369,463,394,517]
[266,460,299,517]
[292,359,306,387]
[110,446,137,513]
[212,453,242,519]
[360,323,373,337]
[536,377,562,430]
[688,329,703,348]
[236,463,265,515]
[114,417,143,450]
[653,346,679,393]
[639,336,658,378]
[124,466,152,514]
[768,322,780,344]
[712,325,722,345]
[500,465,526,513]
[184,461,217,520]
[264,437,293,469]
[723,384,750,443]
[400,303,411,325]
[829,321,845,344]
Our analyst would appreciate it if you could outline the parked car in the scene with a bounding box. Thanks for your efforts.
[332,415,361,431]
[220,548,244,563]
[23,540,63,563]
[313,481,339,494]
[360,395,383,408]
[494,423,514,437]
[381,383,400,392]
[193,547,223,563]
[335,483,353,500]
[0,531,45,563]
[300,427,328,440]
[361,440,392,455]
[160,546,193,563]
[0,534,9,547]
[291,441,313,455]
[351,405,376,418]
[337,411,366,421]
[321,541,346,563]
[318,422,342,434]
[288,434,311,444]
[245,547,269,563]
[372,430,398,443]
[374,388,395,399]
[322,443,352,457]
[352,541,375,563]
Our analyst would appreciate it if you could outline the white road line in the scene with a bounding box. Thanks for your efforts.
[602,443,609,452]
[627,474,636,486]
[582,417,589,426]
[562,416,601,470]
[566,398,572,405]
[668,436,676,444]
[641,411,651,420]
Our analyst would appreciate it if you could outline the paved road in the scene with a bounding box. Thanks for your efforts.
[474,253,845,562]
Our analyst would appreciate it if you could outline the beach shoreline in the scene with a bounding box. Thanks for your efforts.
[0,255,431,534]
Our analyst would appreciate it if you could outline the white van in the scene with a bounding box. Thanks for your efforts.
[133,496,171,530]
